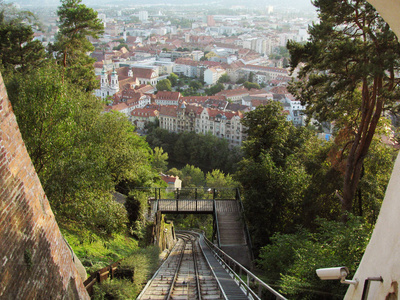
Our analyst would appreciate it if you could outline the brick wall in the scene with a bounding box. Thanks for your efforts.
[0,72,89,299]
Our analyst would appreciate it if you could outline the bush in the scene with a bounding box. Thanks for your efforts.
[93,278,136,300]
[257,215,372,299]
[92,246,160,299]
[62,227,139,274]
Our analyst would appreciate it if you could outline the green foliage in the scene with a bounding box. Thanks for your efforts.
[156,78,172,91]
[287,0,400,211]
[0,6,46,75]
[24,249,33,270]
[355,136,397,222]
[189,80,203,90]
[151,147,169,173]
[217,73,230,84]
[124,191,149,238]
[257,216,372,299]
[241,102,292,165]
[237,103,342,249]
[237,153,310,250]
[52,0,104,92]
[93,278,136,300]
[181,164,205,187]
[248,72,254,82]
[7,63,157,234]
[243,81,260,90]
[62,226,139,273]
[146,128,242,174]
[205,83,224,96]
[168,17,192,28]
[113,43,128,50]
[166,167,183,178]
[167,72,178,86]
[172,214,214,239]
[236,77,246,84]
[206,169,237,189]
[92,246,160,300]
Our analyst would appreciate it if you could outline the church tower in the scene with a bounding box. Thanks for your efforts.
[110,66,119,94]
[100,65,108,89]
[123,25,127,42]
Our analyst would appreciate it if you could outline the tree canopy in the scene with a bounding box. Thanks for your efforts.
[156,78,172,91]
[52,0,104,92]
[6,63,158,234]
[167,72,179,86]
[287,0,400,214]
[0,4,46,75]
[146,128,242,174]
[243,81,260,90]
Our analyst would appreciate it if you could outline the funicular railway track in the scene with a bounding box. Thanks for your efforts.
[138,232,225,300]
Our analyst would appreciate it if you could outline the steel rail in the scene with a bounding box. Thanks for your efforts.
[183,230,228,300]
[136,237,183,300]
[166,234,190,300]
[192,238,202,300]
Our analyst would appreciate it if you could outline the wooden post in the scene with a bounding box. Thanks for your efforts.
[176,188,179,211]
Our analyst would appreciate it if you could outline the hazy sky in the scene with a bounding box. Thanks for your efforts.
[7,0,315,10]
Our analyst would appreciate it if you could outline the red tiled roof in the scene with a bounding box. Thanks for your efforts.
[111,102,128,111]
[199,61,222,67]
[245,65,288,74]
[132,67,156,79]
[181,95,226,104]
[215,88,249,97]
[131,108,158,117]
[160,174,178,184]
[175,58,199,66]
[158,105,178,117]
[156,91,181,101]
[204,108,242,120]
[269,86,288,94]
[136,85,155,94]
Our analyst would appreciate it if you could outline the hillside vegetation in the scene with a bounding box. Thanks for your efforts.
[1,0,399,299]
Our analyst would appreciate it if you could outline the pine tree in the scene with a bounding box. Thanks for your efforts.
[288,0,400,215]
[53,0,103,92]
[0,4,46,75]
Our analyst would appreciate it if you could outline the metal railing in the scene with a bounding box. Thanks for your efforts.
[213,198,221,248]
[203,236,287,300]
[236,188,255,265]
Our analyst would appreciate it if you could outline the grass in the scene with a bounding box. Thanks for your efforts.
[61,223,139,274]
[61,222,162,299]
[93,246,160,299]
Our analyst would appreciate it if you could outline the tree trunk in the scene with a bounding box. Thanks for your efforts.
[340,77,384,216]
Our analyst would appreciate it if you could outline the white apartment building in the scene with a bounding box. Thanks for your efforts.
[195,108,245,147]
[139,11,148,22]
[204,68,226,85]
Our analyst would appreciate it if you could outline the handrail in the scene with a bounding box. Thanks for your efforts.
[203,235,287,300]
[213,198,221,248]
[236,188,254,264]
